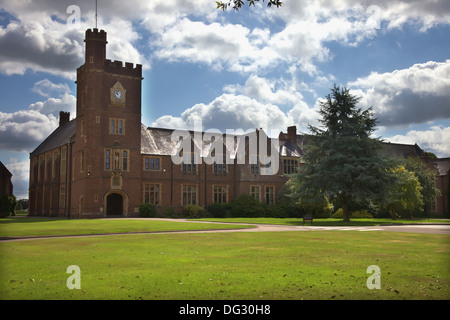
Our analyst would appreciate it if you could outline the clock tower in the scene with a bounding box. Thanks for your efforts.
[72,28,143,217]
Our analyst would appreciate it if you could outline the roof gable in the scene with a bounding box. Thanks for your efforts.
[30,120,76,156]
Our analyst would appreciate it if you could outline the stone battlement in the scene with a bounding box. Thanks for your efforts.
[85,28,107,42]
[104,59,142,77]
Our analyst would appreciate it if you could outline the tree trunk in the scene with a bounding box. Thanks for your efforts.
[342,197,350,222]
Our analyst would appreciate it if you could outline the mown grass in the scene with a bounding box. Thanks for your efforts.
[192,217,450,226]
[1,230,449,300]
[0,217,254,238]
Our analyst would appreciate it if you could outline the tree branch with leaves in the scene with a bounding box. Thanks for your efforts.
[216,0,282,11]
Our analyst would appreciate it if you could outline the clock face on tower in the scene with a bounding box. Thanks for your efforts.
[111,81,126,105]
[113,89,123,100]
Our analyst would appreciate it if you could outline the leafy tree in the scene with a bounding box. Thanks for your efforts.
[288,85,392,222]
[382,166,424,219]
[403,157,440,215]
[0,195,16,217]
[216,0,282,11]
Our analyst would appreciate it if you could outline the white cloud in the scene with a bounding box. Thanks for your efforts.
[224,75,302,106]
[29,93,76,115]
[154,18,277,73]
[152,88,320,137]
[0,78,74,152]
[32,79,71,97]
[152,93,289,132]
[349,60,450,127]
[6,157,30,199]
[2,0,450,79]
[0,20,83,79]
[0,1,151,78]
[0,110,58,152]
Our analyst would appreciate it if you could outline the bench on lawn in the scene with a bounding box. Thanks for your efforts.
[303,214,313,225]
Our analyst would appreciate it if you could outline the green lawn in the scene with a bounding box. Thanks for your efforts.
[192,217,450,226]
[0,217,253,238]
[0,218,449,300]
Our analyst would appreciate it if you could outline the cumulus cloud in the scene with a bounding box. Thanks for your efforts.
[0,20,83,78]
[0,110,59,152]
[268,0,450,31]
[0,79,75,152]
[5,158,30,199]
[349,60,450,127]
[154,18,277,73]
[0,0,152,78]
[2,0,450,79]
[152,93,289,133]
[32,79,71,97]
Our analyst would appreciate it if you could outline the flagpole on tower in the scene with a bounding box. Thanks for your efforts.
[95,0,98,29]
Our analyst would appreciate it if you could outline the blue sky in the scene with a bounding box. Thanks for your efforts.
[1,0,449,199]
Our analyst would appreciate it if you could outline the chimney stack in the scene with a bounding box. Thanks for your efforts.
[59,111,70,127]
[287,126,297,142]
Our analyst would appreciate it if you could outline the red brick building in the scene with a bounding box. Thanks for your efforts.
[28,28,298,218]
[28,28,449,218]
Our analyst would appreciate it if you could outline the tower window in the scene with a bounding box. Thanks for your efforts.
[105,148,130,171]
[109,118,125,135]
[105,150,111,170]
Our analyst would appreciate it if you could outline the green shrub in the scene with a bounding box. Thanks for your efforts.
[0,195,16,217]
[332,208,373,219]
[352,210,373,218]
[162,207,184,218]
[183,204,206,218]
[139,203,157,218]
[206,202,229,218]
[265,205,289,218]
[229,194,266,217]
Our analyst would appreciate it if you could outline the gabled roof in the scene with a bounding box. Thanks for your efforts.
[0,161,12,178]
[381,142,426,158]
[141,125,285,159]
[30,120,76,157]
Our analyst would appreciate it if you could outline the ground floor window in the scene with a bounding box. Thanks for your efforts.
[265,186,275,205]
[213,185,228,204]
[144,183,161,205]
[250,185,260,201]
[182,184,197,206]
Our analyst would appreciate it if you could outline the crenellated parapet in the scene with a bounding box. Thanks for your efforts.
[104,59,142,78]
[84,28,107,43]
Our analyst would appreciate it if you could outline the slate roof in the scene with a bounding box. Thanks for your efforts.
[381,142,426,158]
[428,157,450,176]
[141,125,284,159]
[30,120,76,157]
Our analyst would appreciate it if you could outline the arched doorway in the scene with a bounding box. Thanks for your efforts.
[106,193,123,216]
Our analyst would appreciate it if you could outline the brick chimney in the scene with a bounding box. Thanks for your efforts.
[287,126,297,143]
[59,111,70,127]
